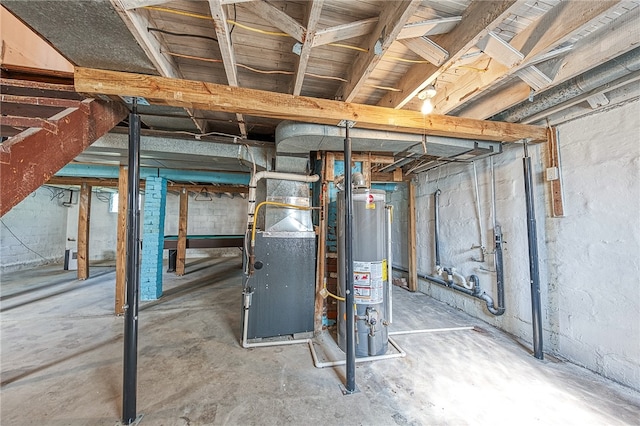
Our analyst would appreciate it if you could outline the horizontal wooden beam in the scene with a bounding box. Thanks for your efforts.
[46,176,248,194]
[74,67,547,143]
[1,94,81,108]
[1,98,127,216]
[0,115,58,133]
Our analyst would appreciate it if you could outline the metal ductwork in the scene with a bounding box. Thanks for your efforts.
[492,47,640,123]
[275,121,502,160]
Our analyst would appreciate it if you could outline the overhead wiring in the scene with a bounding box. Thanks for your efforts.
[148,27,218,43]
[0,219,50,262]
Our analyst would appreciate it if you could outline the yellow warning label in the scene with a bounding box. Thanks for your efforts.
[366,203,376,210]
[382,259,387,281]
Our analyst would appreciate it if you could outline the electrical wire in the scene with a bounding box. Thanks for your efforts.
[0,219,50,262]
[148,27,218,43]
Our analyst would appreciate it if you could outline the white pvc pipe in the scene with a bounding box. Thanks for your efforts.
[389,326,475,336]
[386,205,393,324]
[308,337,406,368]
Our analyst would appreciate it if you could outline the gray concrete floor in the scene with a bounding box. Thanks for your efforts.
[1,255,639,425]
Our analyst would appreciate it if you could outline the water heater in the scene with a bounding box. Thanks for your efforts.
[337,188,389,357]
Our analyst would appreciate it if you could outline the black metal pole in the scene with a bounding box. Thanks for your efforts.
[344,123,357,393]
[523,141,543,360]
[433,189,441,268]
[122,100,141,424]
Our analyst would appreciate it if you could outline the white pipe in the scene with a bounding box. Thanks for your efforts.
[308,337,406,368]
[445,268,473,290]
[247,171,320,227]
[389,326,475,336]
[386,205,393,324]
[472,162,486,262]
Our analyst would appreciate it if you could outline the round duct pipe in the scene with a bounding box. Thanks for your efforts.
[492,46,640,123]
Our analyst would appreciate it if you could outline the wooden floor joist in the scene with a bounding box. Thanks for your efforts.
[74,67,548,143]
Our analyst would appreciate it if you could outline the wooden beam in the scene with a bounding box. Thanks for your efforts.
[291,0,324,95]
[459,5,640,119]
[433,1,620,115]
[74,67,547,143]
[115,166,128,315]
[407,181,417,292]
[377,0,520,109]
[111,0,206,133]
[0,98,127,217]
[0,116,58,133]
[77,182,92,280]
[176,187,189,276]
[247,0,305,42]
[397,16,462,40]
[547,127,564,217]
[208,0,247,137]
[0,94,81,109]
[312,17,379,47]
[314,156,327,333]
[399,38,449,66]
[335,0,422,102]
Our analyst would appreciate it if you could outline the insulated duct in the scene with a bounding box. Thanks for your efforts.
[493,47,640,123]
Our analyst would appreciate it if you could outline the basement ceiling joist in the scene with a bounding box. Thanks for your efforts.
[74,67,547,143]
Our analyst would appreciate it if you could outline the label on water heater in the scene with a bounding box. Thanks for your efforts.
[353,260,384,304]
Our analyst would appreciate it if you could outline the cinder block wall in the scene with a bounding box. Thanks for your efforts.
[391,99,640,390]
[164,191,247,257]
[1,187,70,272]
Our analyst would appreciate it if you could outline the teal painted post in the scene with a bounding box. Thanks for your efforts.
[140,177,167,300]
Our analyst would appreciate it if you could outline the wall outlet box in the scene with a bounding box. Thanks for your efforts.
[546,167,559,181]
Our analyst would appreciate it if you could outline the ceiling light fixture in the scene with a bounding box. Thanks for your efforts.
[418,84,437,114]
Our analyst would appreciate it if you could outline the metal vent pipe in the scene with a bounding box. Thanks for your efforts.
[493,46,640,123]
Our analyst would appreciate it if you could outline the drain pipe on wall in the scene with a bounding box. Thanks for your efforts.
[522,141,544,360]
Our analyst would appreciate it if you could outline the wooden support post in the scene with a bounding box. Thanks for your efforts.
[314,156,327,333]
[176,187,188,276]
[77,182,92,280]
[115,166,128,315]
[547,127,565,217]
[407,181,418,292]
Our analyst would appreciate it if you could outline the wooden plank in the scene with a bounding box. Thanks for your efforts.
[314,155,327,333]
[75,67,547,143]
[176,187,189,276]
[0,94,81,108]
[547,127,564,217]
[407,181,417,292]
[115,166,128,315]
[312,17,379,47]
[459,5,640,119]
[325,152,335,182]
[335,0,422,102]
[0,98,127,217]
[208,0,247,137]
[399,37,448,66]
[77,182,92,280]
[46,176,247,194]
[248,0,306,42]
[291,0,324,95]
[0,115,58,133]
[433,1,620,114]
[377,0,520,109]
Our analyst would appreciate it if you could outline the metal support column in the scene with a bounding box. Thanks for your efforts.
[343,122,357,394]
[523,141,544,360]
[122,100,142,424]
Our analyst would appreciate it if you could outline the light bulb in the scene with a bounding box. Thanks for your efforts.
[421,99,434,115]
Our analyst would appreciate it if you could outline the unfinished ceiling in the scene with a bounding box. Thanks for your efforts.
[1,0,639,180]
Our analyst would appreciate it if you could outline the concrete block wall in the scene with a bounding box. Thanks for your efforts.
[65,190,119,262]
[141,177,167,300]
[1,186,70,272]
[164,191,247,257]
[390,99,640,390]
